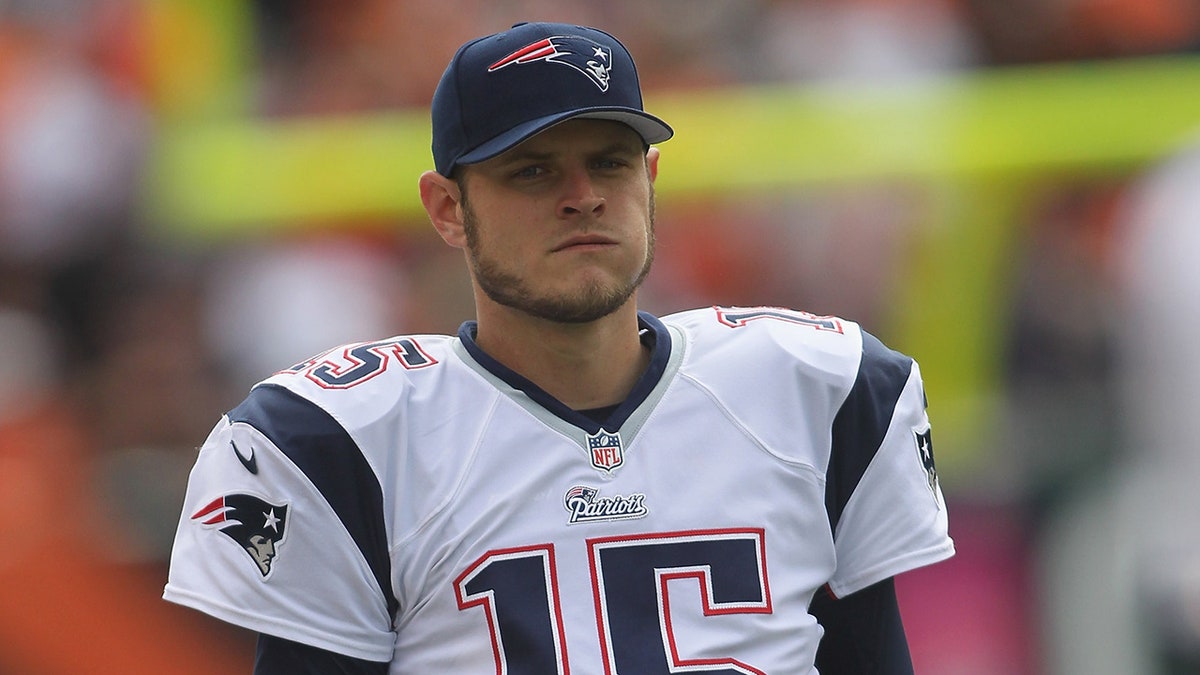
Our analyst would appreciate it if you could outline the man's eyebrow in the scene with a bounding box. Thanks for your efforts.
[496,149,555,165]
[497,140,644,166]
[592,140,645,156]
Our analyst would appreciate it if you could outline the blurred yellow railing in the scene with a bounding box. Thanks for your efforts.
[143,55,1200,238]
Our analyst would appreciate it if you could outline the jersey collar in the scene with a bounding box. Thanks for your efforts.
[456,311,674,435]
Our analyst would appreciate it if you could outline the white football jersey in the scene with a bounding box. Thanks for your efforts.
[165,306,953,673]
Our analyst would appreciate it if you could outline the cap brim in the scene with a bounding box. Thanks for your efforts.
[455,108,673,170]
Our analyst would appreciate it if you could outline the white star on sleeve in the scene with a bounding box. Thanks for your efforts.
[263,508,281,531]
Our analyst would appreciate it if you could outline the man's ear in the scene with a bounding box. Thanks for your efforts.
[419,170,466,248]
[646,147,660,184]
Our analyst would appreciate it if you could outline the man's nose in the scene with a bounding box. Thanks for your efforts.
[558,169,605,219]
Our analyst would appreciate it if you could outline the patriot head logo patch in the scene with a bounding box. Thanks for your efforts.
[192,494,289,578]
[914,427,940,502]
[488,35,613,91]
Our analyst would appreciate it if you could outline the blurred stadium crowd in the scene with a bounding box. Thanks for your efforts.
[1,0,1198,673]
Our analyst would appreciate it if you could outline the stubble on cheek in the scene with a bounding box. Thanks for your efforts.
[459,189,656,324]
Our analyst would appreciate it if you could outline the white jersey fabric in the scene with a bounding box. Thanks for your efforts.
[165,306,953,673]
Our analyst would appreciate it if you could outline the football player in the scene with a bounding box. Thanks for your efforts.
[165,22,953,674]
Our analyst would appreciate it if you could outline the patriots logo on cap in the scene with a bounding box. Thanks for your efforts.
[489,35,613,92]
[192,494,289,578]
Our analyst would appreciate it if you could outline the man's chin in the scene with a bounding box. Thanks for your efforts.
[487,285,636,325]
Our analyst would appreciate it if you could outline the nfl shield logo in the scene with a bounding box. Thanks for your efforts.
[586,430,624,473]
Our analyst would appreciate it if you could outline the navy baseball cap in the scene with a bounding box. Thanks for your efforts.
[431,22,674,176]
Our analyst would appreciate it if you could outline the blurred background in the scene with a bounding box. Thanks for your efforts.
[1,0,1199,672]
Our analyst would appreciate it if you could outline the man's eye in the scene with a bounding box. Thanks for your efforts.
[598,154,641,171]
[514,166,545,178]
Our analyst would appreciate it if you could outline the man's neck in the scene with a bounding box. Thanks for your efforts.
[472,302,650,411]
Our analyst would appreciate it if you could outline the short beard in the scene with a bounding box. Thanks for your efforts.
[460,183,656,324]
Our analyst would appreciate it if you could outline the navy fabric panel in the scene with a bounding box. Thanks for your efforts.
[229,383,399,619]
[825,332,914,533]
[808,578,914,673]
[255,634,389,673]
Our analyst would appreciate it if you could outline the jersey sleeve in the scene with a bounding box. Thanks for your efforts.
[823,332,954,598]
[163,383,396,663]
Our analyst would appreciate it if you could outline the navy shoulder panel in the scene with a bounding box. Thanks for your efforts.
[229,383,398,618]
[825,332,914,533]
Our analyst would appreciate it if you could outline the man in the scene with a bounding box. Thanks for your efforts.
[165,22,954,673]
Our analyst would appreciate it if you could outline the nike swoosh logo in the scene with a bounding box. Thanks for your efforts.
[231,440,258,474]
